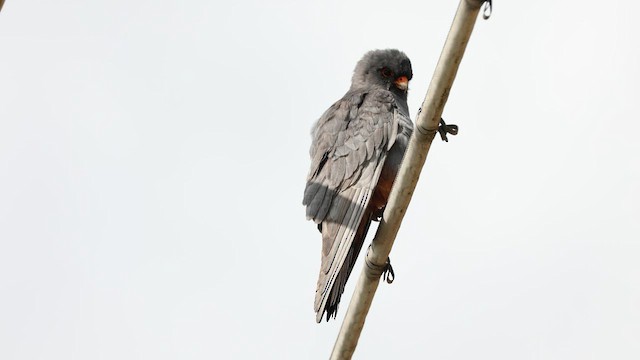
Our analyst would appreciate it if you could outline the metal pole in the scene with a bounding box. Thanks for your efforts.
[330,1,487,358]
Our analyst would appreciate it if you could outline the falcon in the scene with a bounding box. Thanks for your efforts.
[303,49,414,322]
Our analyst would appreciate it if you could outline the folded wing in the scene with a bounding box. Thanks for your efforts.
[303,89,399,322]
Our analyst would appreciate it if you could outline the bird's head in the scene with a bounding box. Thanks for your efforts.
[350,49,413,95]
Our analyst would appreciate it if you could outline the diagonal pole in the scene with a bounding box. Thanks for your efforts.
[330,0,490,358]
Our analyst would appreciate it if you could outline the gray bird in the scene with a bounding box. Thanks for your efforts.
[303,49,414,322]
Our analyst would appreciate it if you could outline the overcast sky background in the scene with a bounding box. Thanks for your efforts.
[1,1,639,359]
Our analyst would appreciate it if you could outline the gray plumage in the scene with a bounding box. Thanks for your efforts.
[303,49,414,322]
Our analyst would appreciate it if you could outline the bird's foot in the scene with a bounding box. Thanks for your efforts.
[364,247,395,283]
[383,257,395,284]
[372,208,384,222]
[483,0,492,20]
[438,118,459,142]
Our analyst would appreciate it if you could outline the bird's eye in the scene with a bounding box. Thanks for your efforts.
[380,67,392,78]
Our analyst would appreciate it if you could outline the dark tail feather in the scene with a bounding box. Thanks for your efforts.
[319,211,373,322]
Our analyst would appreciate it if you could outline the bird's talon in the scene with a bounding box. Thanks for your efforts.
[383,257,395,284]
[372,209,384,222]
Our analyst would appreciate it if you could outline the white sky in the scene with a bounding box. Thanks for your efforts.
[1,1,639,359]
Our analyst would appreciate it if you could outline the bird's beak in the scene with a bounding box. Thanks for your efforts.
[394,76,409,91]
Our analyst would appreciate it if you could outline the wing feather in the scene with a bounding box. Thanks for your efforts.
[303,88,400,322]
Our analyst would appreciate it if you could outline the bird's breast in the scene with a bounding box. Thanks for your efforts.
[370,115,413,210]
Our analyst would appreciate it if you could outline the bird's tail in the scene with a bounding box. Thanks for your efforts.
[315,210,373,322]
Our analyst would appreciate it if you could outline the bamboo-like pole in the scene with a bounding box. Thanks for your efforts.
[330,1,488,358]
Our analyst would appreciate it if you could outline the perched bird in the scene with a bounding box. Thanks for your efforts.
[303,49,414,322]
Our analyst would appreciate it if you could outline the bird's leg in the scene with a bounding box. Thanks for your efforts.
[372,207,385,222]
[365,247,395,284]
[438,118,459,142]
